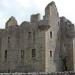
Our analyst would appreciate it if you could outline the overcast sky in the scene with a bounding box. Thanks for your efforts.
[0,0,75,28]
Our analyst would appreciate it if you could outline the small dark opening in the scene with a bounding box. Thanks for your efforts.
[8,69,10,73]
[21,50,24,58]
[63,57,67,71]
[5,50,7,61]
[8,37,10,43]
[28,32,31,39]
[32,49,36,58]
[50,51,52,57]
[50,31,52,38]
[58,22,60,26]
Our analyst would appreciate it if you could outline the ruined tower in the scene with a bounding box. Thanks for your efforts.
[43,1,61,72]
[60,17,75,71]
[0,1,74,73]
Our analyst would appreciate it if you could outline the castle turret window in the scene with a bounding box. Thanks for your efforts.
[21,50,24,64]
[8,37,10,43]
[28,32,31,39]
[50,31,52,38]
[21,50,24,58]
[33,30,35,42]
[50,51,52,57]
[5,50,7,62]
[32,49,36,58]
[58,22,60,26]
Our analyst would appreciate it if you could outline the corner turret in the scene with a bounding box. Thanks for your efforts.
[6,16,18,28]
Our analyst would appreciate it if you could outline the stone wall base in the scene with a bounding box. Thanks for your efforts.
[0,71,75,75]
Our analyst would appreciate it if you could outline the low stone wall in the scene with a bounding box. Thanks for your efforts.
[0,71,75,75]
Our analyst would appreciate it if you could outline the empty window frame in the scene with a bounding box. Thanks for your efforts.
[58,22,60,26]
[5,50,7,61]
[28,32,31,39]
[50,31,52,38]
[32,49,36,58]
[50,51,52,57]
[8,37,10,43]
[21,50,24,58]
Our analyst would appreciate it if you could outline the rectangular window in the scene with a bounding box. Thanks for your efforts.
[5,50,7,61]
[50,51,52,57]
[21,50,24,58]
[21,50,24,64]
[32,49,36,58]
[58,22,60,26]
[50,31,52,38]
[8,37,10,43]
[28,32,31,39]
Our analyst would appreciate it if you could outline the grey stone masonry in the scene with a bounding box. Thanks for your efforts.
[0,71,74,75]
[0,1,74,73]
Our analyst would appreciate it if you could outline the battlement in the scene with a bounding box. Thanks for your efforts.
[0,1,75,73]
[30,13,40,22]
[6,16,18,28]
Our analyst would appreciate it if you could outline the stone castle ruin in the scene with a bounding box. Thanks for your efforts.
[0,1,75,73]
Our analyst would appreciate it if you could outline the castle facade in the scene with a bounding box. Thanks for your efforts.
[0,1,75,73]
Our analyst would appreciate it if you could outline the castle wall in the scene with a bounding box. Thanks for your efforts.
[44,1,61,72]
[73,26,75,71]
[60,17,74,71]
[0,1,74,73]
